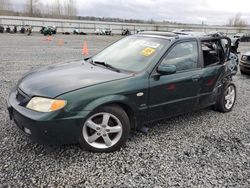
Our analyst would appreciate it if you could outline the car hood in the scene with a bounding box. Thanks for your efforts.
[18,61,132,98]
[243,51,250,56]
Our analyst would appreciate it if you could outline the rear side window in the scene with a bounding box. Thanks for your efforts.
[161,41,198,72]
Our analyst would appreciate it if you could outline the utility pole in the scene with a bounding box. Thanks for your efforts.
[30,0,33,16]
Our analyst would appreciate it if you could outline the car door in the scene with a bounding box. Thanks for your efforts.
[198,38,230,108]
[148,40,203,120]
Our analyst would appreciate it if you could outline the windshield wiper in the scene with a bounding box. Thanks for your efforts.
[92,61,120,73]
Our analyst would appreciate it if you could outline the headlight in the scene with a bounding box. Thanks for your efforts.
[241,55,248,61]
[26,97,66,112]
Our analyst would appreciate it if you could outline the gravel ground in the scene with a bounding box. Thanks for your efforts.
[0,34,250,187]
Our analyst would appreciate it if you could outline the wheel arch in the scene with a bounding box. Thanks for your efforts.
[82,95,138,130]
[101,102,137,131]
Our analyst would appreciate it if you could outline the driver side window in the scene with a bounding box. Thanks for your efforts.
[161,41,198,72]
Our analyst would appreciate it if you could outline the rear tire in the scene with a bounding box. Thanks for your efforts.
[79,105,130,152]
[215,83,236,113]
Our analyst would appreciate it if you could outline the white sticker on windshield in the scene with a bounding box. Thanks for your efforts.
[140,41,160,48]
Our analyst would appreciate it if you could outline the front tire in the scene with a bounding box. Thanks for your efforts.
[216,83,236,113]
[80,105,130,152]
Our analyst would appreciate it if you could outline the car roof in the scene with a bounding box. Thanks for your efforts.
[137,31,226,41]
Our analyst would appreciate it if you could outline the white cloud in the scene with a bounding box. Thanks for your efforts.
[11,0,250,25]
[76,0,250,25]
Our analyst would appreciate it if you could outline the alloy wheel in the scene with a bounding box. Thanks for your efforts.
[82,112,123,149]
[224,85,236,110]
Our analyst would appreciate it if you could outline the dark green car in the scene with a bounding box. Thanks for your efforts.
[40,26,57,36]
[7,32,238,152]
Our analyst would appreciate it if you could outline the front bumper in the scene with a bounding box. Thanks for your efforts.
[239,61,250,73]
[7,88,90,145]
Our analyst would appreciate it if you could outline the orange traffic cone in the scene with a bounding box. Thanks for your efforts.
[82,40,89,56]
[57,39,64,46]
[47,35,52,41]
[42,35,52,42]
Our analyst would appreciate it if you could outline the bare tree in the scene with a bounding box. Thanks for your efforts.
[63,0,77,18]
[29,0,33,16]
[228,14,247,27]
[35,0,77,19]
[0,0,7,11]
[55,0,62,17]
[0,0,77,19]
[24,0,33,16]
[50,0,64,18]
[25,0,41,16]
[0,0,13,15]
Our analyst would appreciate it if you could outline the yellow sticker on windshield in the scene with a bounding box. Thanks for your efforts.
[141,47,156,57]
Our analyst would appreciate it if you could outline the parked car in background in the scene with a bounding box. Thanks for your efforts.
[73,28,79,34]
[173,30,206,37]
[51,26,57,34]
[41,26,57,36]
[20,26,26,34]
[6,26,11,33]
[122,29,131,36]
[13,26,17,33]
[95,28,113,35]
[1,25,18,34]
[172,29,193,33]
[239,52,250,74]
[0,25,4,33]
[73,28,87,35]
[40,26,45,34]
[94,28,102,35]
[7,32,238,152]
[207,31,226,37]
[62,32,70,35]
[136,29,144,33]
[103,28,113,35]
[234,33,250,42]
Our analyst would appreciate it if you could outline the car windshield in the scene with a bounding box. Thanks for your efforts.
[92,36,170,72]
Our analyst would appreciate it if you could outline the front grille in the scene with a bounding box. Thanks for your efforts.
[16,89,30,106]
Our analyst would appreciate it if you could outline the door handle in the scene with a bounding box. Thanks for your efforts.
[192,75,201,82]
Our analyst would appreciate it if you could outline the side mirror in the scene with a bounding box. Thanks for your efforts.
[157,64,177,75]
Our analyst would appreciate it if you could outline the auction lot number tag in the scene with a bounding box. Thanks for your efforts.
[141,47,156,56]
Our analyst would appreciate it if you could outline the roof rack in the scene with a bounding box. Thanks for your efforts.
[138,31,179,39]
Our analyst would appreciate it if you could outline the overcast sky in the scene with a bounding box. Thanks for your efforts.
[14,0,250,25]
